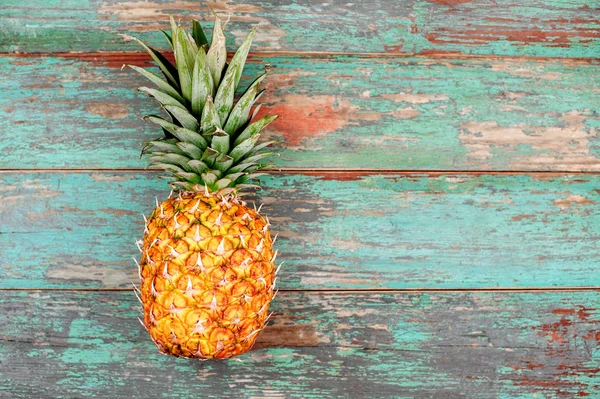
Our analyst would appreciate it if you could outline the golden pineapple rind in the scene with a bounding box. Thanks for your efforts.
[139,193,275,359]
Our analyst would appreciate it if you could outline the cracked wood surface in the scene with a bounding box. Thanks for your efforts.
[1,54,599,170]
[0,290,598,398]
[0,172,598,289]
[1,0,599,57]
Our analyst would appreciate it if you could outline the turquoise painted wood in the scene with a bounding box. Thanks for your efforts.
[0,290,598,398]
[1,54,599,170]
[1,0,598,57]
[0,172,598,289]
[1,0,599,394]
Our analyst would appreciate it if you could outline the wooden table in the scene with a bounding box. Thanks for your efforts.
[1,1,599,397]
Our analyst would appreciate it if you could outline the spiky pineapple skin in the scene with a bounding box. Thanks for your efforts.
[139,193,275,359]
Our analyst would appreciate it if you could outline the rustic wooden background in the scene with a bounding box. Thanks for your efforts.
[1,1,599,397]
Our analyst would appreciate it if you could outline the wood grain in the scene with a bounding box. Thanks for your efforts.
[1,0,598,57]
[1,290,598,398]
[1,54,599,170]
[1,172,598,289]
[2,0,598,395]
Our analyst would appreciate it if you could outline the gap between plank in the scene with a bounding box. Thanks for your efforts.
[2,50,599,64]
[0,169,599,176]
[0,287,598,293]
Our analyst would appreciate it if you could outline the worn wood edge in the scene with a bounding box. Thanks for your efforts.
[2,172,598,290]
[2,50,599,64]
[3,53,599,171]
[1,169,600,176]
[1,287,598,293]
[1,290,598,398]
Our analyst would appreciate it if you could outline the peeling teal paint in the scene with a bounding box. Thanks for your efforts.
[1,55,598,170]
[61,348,119,364]
[0,291,598,396]
[0,172,598,289]
[1,1,598,56]
[0,1,598,396]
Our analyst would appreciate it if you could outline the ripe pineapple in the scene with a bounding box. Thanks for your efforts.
[128,15,279,359]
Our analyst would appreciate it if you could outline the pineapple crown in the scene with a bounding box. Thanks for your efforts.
[127,15,278,195]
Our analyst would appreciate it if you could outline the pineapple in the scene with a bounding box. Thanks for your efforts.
[128,15,279,359]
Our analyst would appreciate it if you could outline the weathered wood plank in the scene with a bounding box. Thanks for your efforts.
[1,0,599,57]
[0,290,598,398]
[1,54,599,170]
[0,172,598,289]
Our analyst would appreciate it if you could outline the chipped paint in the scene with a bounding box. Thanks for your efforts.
[2,1,599,56]
[459,110,599,170]
[1,54,599,170]
[97,0,262,33]
[89,173,136,182]
[0,179,62,211]
[0,291,598,397]
[553,194,598,210]
[507,303,600,395]
[85,103,129,119]
[1,1,599,396]
[379,93,449,104]
[1,172,599,289]
[258,94,358,147]
[392,107,420,119]
[426,0,473,4]
[256,321,329,348]
[97,0,287,49]
[46,264,134,287]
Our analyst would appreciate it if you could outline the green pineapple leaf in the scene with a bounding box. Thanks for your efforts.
[224,172,246,182]
[192,20,209,47]
[170,15,178,43]
[230,134,261,162]
[164,105,199,131]
[128,36,179,89]
[138,87,186,109]
[191,48,213,118]
[169,181,195,191]
[143,140,187,156]
[187,160,209,174]
[213,154,234,172]
[150,162,185,174]
[213,69,235,125]
[242,172,268,181]
[227,28,256,89]
[233,114,278,147]
[214,28,256,124]
[206,16,227,88]
[133,15,279,193]
[187,31,199,56]
[243,152,275,164]
[201,126,228,137]
[211,127,230,154]
[144,116,207,149]
[174,171,202,184]
[201,172,218,184]
[200,96,221,134]
[248,141,276,157]
[215,178,234,189]
[224,74,266,135]
[173,27,195,101]
[160,30,173,48]
[176,142,204,159]
[201,147,219,166]
[127,65,185,104]
[149,153,194,171]
[227,162,254,174]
